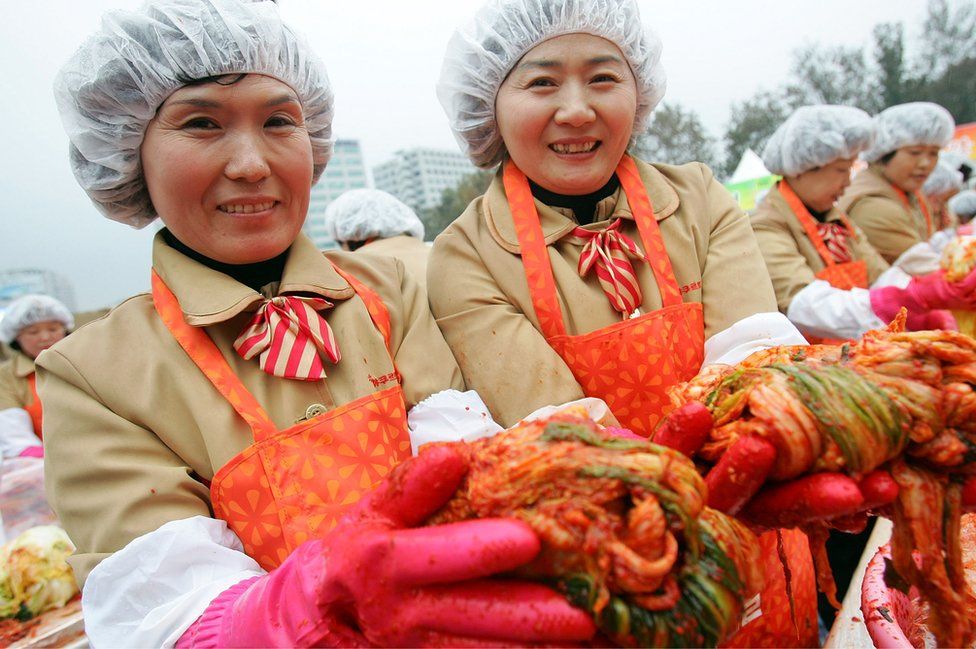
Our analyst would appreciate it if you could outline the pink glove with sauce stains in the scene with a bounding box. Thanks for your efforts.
[870,268,976,331]
[177,445,595,648]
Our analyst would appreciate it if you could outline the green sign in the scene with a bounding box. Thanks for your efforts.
[724,175,779,211]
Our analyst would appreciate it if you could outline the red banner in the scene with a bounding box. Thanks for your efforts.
[947,122,976,160]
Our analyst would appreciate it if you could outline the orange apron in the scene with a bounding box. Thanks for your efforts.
[892,186,934,238]
[151,266,411,571]
[24,374,42,439]
[504,156,704,435]
[506,159,816,646]
[779,181,868,347]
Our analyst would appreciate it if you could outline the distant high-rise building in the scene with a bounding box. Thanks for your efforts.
[0,269,77,312]
[303,139,369,249]
[373,148,477,215]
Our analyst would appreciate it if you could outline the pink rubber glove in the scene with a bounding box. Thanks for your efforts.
[870,283,960,331]
[652,405,901,526]
[18,446,44,458]
[177,445,595,648]
[603,426,645,441]
[905,268,976,310]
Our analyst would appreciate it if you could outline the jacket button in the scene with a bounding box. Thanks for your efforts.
[305,403,328,419]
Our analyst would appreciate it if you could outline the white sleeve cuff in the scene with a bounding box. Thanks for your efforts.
[871,265,912,289]
[521,397,614,426]
[703,312,808,367]
[0,408,42,458]
[892,241,941,276]
[407,389,504,455]
[786,280,883,341]
[928,228,956,254]
[82,516,265,648]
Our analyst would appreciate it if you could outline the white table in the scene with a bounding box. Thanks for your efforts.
[824,518,892,648]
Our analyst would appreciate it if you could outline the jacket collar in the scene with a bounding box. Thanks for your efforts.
[483,157,680,254]
[11,351,35,378]
[152,231,354,327]
[860,164,912,203]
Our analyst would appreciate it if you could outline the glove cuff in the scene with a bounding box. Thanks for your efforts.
[175,575,262,649]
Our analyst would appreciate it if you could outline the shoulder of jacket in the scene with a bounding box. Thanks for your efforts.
[642,160,715,189]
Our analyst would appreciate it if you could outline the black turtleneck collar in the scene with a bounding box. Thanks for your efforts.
[162,229,289,293]
[808,207,831,223]
[529,175,620,225]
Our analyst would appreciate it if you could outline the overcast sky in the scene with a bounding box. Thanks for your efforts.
[0,0,936,310]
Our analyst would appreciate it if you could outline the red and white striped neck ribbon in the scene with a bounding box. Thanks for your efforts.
[233,295,341,381]
[815,222,853,264]
[574,219,648,316]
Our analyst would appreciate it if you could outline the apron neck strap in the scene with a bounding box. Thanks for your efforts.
[778,180,857,268]
[503,162,568,337]
[892,186,934,237]
[330,264,394,355]
[152,270,278,440]
[614,156,682,305]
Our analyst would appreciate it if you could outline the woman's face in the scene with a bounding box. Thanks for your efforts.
[495,33,638,195]
[16,321,67,359]
[141,75,313,264]
[788,157,856,213]
[881,145,941,193]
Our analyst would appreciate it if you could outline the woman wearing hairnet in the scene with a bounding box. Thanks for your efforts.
[430,0,824,644]
[752,105,972,341]
[950,189,976,227]
[323,188,430,288]
[0,294,73,458]
[922,157,965,230]
[41,0,595,646]
[838,102,956,269]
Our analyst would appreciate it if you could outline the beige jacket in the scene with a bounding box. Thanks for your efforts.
[358,235,430,290]
[0,352,36,410]
[839,165,932,263]
[428,159,777,427]
[751,185,890,312]
[37,232,463,585]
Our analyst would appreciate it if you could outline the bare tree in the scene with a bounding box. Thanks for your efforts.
[633,103,719,170]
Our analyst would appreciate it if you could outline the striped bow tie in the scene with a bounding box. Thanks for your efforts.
[816,222,853,264]
[574,219,647,316]
[234,295,341,381]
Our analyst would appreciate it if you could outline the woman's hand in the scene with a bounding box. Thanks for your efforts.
[179,445,595,648]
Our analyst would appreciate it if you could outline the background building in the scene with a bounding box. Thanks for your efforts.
[373,148,477,215]
[303,139,369,249]
[0,268,76,312]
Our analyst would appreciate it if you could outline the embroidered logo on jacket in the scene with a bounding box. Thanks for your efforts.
[679,280,703,295]
[368,371,399,388]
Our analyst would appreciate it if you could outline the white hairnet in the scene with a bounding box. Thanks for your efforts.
[54,0,334,229]
[324,189,425,243]
[437,0,666,168]
[922,158,964,197]
[0,295,74,344]
[861,102,955,163]
[949,190,976,220]
[761,105,874,177]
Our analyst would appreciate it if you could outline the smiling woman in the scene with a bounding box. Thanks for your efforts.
[429,0,824,644]
[36,0,599,647]
[838,102,956,265]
